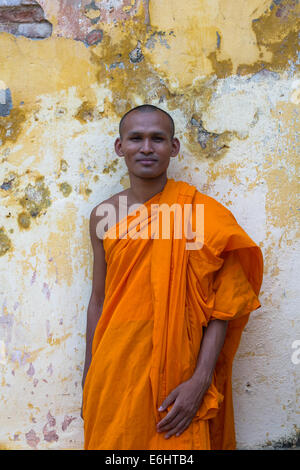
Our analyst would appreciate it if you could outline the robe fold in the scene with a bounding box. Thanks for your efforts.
[83,178,263,450]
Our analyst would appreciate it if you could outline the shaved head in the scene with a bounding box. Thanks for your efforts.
[119,105,175,139]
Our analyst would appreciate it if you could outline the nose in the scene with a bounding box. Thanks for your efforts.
[140,138,154,155]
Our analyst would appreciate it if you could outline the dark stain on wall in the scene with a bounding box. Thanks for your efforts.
[238,0,299,76]
[0,107,26,146]
[17,211,31,230]
[59,182,72,197]
[103,158,119,174]
[208,50,233,78]
[263,429,300,449]
[0,226,12,256]
[19,176,51,218]
[75,101,102,123]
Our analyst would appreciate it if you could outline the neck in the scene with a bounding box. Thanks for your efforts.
[128,173,168,204]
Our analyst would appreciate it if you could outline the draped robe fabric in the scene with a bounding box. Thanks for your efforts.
[82,179,263,450]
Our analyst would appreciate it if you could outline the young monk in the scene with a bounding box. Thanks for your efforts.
[81,104,263,450]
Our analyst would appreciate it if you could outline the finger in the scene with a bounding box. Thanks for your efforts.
[165,417,191,439]
[174,420,191,438]
[157,405,181,430]
[157,409,184,432]
[158,388,178,412]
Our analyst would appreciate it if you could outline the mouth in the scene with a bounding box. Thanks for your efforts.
[136,157,158,165]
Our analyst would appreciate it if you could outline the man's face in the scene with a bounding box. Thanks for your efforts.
[115,110,180,179]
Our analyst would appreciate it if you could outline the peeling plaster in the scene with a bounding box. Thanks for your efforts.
[0,1,52,39]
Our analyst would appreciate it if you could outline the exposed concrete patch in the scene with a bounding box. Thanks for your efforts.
[190,116,231,157]
[38,0,141,43]
[0,172,17,191]
[0,0,52,39]
[83,0,101,24]
[0,81,12,117]
[129,40,144,63]
[145,31,171,50]
[84,28,103,46]
[143,0,150,25]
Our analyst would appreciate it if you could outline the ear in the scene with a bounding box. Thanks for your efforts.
[114,137,124,157]
[170,137,180,158]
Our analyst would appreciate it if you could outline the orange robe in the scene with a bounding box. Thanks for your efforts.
[82,178,263,450]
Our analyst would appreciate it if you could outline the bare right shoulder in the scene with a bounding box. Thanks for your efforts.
[90,189,130,240]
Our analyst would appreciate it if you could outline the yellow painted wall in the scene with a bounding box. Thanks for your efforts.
[0,0,299,449]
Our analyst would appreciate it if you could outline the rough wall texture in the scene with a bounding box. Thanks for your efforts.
[0,0,299,450]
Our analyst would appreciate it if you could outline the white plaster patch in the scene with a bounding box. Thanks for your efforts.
[0,340,6,365]
[290,79,300,104]
[201,91,258,137]
[98,0,125,10]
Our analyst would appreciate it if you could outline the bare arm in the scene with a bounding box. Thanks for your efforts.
[157,319,228,438]
[81,206,107,391]
[191,319,228,388]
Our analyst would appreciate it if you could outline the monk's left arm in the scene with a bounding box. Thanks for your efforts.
[192,318,228,387]
[157,319,228,439]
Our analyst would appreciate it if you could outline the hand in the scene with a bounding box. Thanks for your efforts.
[156,377,209,439]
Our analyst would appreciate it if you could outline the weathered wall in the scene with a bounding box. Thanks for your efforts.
[0,0,299,450]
